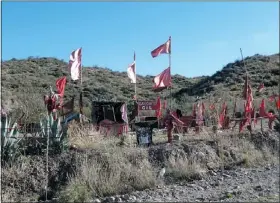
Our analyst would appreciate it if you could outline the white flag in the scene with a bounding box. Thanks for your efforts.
[120,103,128,123]
[127,62,136,83]
[69,48,82,81]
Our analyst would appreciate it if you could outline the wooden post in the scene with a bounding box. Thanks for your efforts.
[261,117,263,134]
[112,106,116,122]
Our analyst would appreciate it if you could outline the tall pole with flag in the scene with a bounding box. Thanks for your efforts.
[151,36,172,110]
[168,36,172,110]
[69,47,83,117]
[134,51,137,100]
[127,52,137,100]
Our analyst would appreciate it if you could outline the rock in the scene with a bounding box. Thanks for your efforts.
[173,134,181,141]
[254,185,263,191]
[122,195,130,201]
[197,186,204,191]
[209,170,217,176]
[103,197,115,203]
[129,196,137,201]
[115,197,122,202]
[207,162,217,170]
[223,174,231,178]
[92,199,101,203]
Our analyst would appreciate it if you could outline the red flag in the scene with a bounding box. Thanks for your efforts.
[277,96,280,109]
[219,102,227,128]
[151,36,171,58]
[257,83,264,92]
[155,97,162,118]
[56,76,67,97]
[259,99,267,117]
[153,67,171,92]
[69,47,82,81]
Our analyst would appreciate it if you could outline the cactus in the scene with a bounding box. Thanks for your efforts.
[1,116,22,164]
[39,113,68,154]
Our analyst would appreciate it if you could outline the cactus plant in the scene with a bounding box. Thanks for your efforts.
[39,113,68,154]
[1,116,22,164]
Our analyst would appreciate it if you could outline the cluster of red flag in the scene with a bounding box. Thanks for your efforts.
[151,37,172,92]
[239,75,254,132]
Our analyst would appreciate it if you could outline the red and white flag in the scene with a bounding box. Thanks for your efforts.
[120,103,128,123]
[127,52,136,83]
[151,36,171,58]
[69,47,82,81]
[56,76,67,104]
[153,67,171,91]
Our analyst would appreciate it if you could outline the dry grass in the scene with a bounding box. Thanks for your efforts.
[166,157,204,181]
[59,128,157,202]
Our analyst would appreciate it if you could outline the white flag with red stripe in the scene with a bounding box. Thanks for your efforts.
[69,47,82,81]
[127,52,136,83]
[127,62,136,83]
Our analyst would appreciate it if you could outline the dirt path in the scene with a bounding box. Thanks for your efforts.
[99,164,279,202]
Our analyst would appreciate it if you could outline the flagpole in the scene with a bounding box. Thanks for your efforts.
[79,48,83,120]
[134,51,137,100]
[169,36,172,110]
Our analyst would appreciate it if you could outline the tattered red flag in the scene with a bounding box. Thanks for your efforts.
[151,36,171,58]
[219,102,227,128]
[56,76,67,100]
[153,67,171,92]
[259,99,267,117]
[155,96,162,118]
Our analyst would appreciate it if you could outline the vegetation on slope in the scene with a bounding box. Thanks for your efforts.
[1,53,279,120]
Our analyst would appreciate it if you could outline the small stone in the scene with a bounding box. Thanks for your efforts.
[122,195,130,201]
[207,162,217,170]
[92,199,101,203]
[173,134,181,141]
[105,197,115,203]
[209,170,217,176]
[129,196,137,201]
[254,185,263,191]
[197,186,204,191]
[223,174,231,178]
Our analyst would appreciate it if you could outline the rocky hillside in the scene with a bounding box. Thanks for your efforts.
[175,53,279,102]
[1,53,279,119]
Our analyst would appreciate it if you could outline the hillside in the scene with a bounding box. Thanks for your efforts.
[1,53,279,120]
[175,53,279,106]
